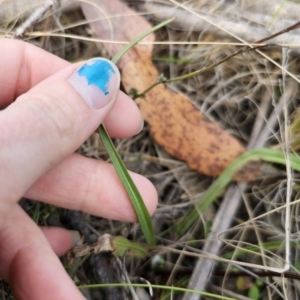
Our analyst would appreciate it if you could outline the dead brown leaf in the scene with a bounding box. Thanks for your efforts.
[68,234,114,262]
[81,0,264,181]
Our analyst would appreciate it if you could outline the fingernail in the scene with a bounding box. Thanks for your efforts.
[69,230,81,247]
[68,58,120,110]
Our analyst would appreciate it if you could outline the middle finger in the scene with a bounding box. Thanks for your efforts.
[25,153,158,222]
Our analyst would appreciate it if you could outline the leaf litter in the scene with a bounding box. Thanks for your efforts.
[2,0,300,299]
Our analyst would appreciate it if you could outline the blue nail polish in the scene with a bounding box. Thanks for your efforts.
[77,60,115,95]
[68,58,120,110]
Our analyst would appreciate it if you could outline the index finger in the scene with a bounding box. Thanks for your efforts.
[0,38,68,107]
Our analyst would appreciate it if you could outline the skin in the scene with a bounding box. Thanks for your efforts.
[0,39,158,300]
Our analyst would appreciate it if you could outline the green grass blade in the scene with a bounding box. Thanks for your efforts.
[98,18,174,244]
[176,148,300,235]
[78,283,237,300]
[111,18,174,64]
[99,125,155,244]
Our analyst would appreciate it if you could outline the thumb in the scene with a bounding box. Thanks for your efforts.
[0,58,120,207]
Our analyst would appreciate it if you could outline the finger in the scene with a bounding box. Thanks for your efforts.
[0,38,143,138]
[0,205,85,300]
[1,58,126,219]
[26,153,158,222]
[0,38,68,106]
[40,227,80,257]
[103,92,143,137]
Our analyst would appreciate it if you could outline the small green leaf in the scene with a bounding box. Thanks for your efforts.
[255,279,264,288]
[114,236,148,258]
[128,88,139,99]
[248,285,260,300]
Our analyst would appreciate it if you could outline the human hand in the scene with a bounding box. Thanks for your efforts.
[0,39,157,300]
